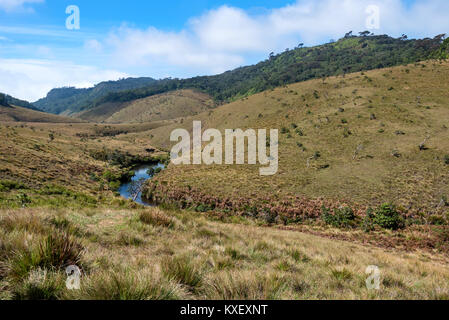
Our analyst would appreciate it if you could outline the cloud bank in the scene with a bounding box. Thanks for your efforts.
[107,0,449,75]
[0,59,129,101]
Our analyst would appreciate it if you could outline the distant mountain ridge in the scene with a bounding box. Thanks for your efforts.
[33,77,157,115]
[0,92,40,111]
[35,33,447,117]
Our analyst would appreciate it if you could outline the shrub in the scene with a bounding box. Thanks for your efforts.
[361,208,376,232]
[321,206,356,228]
[372,203,405,230]
[281,127,290,134]
[16,193,31,207]
[0,180,26,192]
[444,155,449,165]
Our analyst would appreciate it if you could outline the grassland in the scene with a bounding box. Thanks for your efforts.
[1,60,449,300]
[76,89,214,124]
[143,61,449,224]
[1,206,449,300]
[0,105,82,123]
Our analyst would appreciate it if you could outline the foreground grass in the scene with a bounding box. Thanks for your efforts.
[1,207,448,300]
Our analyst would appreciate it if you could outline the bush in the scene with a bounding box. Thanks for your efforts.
[361,208,376,232]
[444,155,449,165]
[0,180,26,192]
[321,206,356,228]
[372,203,405,230]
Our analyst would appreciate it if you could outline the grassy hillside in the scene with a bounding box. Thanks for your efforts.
[76,89,214,123]
[142,60,449,246]
[0,105,83,123]
[34,77,157,115]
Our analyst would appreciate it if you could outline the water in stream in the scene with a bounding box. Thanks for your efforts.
[118,163,165,206]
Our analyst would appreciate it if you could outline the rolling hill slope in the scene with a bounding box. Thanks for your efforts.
[75,89,214,123]
[143,60,449,223]
[0,104,83,123]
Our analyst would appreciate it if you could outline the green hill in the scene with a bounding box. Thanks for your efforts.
[0,93,40,111]
[33,77,157,115]
[86,34,444,108]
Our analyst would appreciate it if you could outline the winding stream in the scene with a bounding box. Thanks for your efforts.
[118,163,165,206]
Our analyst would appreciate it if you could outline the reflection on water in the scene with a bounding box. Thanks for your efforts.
[118,163,165,206]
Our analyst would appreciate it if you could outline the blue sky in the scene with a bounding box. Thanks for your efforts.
[0,0,447,101]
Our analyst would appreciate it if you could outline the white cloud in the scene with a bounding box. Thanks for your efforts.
[84,39,103,53]
[0,59,129,101]
[0,0,44,12]
[105,0,449,76]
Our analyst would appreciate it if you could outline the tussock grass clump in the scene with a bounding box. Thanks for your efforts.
[8,232,84,281]
[47,215,82,236]
[65,269,183,300]
[205,271,289,300]
[0,212,48,234]
[139,208,175,229]
[38,233,84,270]
[161,254,203,290]
[290,249,311,263]
[116,232,145,247]
[12,268,65,300]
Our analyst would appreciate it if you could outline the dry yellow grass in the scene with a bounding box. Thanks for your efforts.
[0,105,81,123]
[1,207,448,300]
[76,89,214,124]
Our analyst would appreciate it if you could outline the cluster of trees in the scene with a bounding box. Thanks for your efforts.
[0,93,8,107]
[0,92,41,110]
